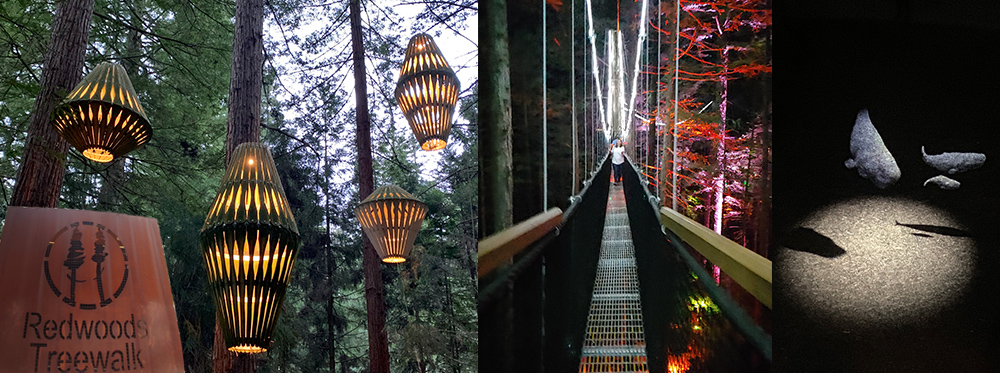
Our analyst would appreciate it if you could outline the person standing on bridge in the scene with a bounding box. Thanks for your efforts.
[611,139,626,184]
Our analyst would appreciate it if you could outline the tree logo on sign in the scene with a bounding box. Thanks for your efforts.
[43,222,130,309]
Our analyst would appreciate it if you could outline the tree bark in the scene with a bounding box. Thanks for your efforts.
[324,138,337,373]
[96,158,126,211]
[224,0,264,166]
[480,0,514,237]
[713,70,727,234]
[214,0,265,372]
[349,1,390,372]
[10,0,95,208]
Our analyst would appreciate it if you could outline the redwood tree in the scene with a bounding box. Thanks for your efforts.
[213,0,265,372]
[481,0,514,237]
[10,0,95,208]
[349,0,390,371]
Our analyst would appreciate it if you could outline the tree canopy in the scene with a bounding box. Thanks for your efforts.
[0,0,477,371]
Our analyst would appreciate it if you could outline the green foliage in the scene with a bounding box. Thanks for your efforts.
[1,1,477,371]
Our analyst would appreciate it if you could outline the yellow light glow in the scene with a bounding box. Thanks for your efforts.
[382,256,407,264]
[220,252,275,262]
[83,147,114,163]
[248,158,254,165]
[229,345,266,354]
[421,139,446,151]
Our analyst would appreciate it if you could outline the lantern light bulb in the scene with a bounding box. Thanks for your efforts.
[248,158,254,165]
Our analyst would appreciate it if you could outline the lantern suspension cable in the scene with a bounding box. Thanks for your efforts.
[625,0,650,144]
[585,0,609,142]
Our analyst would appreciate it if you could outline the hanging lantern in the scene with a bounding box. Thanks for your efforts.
[200,142,299,353]
[394,33,460,151]
[52,61,151,162]
[355,185,428,263]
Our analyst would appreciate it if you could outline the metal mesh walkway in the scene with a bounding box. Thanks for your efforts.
[579,183,649,372]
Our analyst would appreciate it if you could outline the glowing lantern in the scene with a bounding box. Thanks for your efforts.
[355,185,428,263]
[52,62,151,162]
[394,33,460,151]
[200,142,299,353]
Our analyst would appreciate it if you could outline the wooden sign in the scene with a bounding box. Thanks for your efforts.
[0,207,183,373]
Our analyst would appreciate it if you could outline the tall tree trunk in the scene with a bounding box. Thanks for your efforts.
[481,0,513,237]
[10,0,95,208]
[713,72,726,235]
[98,12,142,213]
[349,1,390,372]
[756,19,772,259]
[96,156,126,212]
[328,292,337,372]
[324,137,337,373]
[645,98,655,170]
[214,0,265,372]
[223,0,264,166]
[444,276,460,373]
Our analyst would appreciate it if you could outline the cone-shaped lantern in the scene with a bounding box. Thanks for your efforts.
[394,34,460,151]
[356,185,428,263]
[52,61,151,162]
[200,143,299,353]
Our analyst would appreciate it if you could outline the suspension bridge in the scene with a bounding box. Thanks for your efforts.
[479,0,771,371]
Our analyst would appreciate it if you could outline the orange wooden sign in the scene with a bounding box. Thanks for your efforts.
[0,207,183,373]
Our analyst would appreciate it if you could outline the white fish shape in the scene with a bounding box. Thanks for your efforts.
[845,109,901,189]
[922,146,985,174]
[923,175,960,190]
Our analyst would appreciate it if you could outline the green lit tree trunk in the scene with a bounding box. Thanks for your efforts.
[10,0,95,208]
[214,0,264,372]
[349,0,390,372]
[481,0,514,237]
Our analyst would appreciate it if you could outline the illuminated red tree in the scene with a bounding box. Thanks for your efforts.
[644,0,769,240]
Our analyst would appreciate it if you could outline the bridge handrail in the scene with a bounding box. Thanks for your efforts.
[478,207,564,278]
[659,206,772,308]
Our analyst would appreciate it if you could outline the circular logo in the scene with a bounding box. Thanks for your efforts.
[43,221,129,309]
